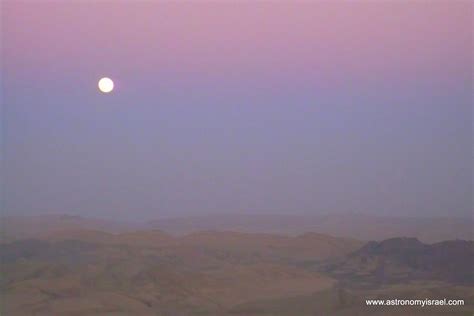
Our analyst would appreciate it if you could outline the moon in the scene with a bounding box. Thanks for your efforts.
[98,77,114,93]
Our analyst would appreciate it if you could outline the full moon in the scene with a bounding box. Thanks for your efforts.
[98,77,114,93]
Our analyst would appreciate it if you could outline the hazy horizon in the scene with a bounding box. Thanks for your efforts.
[2,1,473,221]
[2,209,473,223]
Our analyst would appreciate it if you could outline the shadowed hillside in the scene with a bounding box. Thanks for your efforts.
[324,238,474,286]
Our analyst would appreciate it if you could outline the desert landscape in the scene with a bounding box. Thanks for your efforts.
[2,1,472,315]
[1,214,473,316]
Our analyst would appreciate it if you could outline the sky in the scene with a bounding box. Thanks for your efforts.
[1,1,472,220]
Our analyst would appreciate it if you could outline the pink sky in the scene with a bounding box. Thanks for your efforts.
[4,1,470,86]
[2,1,472,219]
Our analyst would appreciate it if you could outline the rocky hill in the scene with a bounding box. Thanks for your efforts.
[326,237,474,286]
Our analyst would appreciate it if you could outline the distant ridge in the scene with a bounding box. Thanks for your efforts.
[146,213,473,242]
[3,213,472,243]
[1,214,140,241]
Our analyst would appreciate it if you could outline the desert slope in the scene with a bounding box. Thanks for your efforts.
[1,230,358,316]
